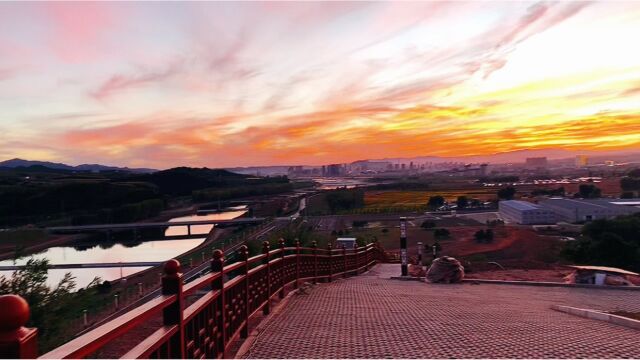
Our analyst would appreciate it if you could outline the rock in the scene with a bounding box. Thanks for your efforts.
[426,256,465,283]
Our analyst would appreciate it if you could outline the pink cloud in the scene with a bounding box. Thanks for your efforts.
[90,62,181,100]
[43,2,117,62]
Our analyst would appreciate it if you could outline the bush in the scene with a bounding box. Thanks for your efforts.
[434,228,450,238]
[497,186,516,200]
[352,220,368,228]
[421,220,436,229]
[427,196,445,209]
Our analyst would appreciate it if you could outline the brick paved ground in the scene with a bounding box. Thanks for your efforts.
[242,264,640,359]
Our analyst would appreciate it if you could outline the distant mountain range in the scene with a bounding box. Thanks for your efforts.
[0,158,157,173]
[369,148,640,165]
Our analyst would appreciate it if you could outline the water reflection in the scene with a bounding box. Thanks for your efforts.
[0,209,247,288]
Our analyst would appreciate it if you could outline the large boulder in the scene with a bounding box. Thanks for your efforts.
[426,256,465,283]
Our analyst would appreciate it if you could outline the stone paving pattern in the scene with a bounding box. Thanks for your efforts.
[243,264,640,358]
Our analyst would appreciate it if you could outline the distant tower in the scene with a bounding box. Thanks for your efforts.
[480,164,488,176]
[575,155,588,168]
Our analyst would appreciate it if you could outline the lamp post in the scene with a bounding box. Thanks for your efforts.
[400,217,408,276]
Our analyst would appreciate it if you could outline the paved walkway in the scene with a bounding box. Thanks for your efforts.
[242,264,640,358]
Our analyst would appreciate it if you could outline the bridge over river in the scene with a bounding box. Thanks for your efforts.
[0,261,163,271]
[46,217,267,234]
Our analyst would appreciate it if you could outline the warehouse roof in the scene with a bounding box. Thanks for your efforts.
[499,200,542,211]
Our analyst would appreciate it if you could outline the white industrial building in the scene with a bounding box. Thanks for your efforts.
[499,200,556,225]
[539,198,640,223]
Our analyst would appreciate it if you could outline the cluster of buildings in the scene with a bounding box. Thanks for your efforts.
[499,198,640,224]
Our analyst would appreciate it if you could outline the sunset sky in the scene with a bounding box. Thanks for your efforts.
[1,1,640,168]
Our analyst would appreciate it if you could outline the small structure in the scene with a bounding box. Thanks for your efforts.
[336,237,356,249]
[565,265,639,286]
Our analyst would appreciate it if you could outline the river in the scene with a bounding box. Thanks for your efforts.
[0,209,246,288]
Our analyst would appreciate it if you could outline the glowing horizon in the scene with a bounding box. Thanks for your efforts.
[1,1,640,168]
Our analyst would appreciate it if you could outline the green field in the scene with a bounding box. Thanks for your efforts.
[364,190,497,209]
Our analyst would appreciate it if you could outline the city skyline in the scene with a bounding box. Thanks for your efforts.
[2,1,640,168]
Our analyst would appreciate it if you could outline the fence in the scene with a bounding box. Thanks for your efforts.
[0,241,380,359]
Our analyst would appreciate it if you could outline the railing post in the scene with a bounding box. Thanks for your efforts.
[161,259,184,358]
[342,245,347,278]
[353,242,359,275]
[279,238,286,299]
[262,241,271,315]
[0,295,38,359]
[327,243,333,282]
[239,245,249,339]
[211,250,225,358]
[312,241,318,284]
[295,239,300,289]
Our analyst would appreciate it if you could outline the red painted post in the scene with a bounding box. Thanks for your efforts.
[327,243,333,282]
[211,249,225,358]
[0,295,38,359]
[279,238,286,299]
[262,241,271,315]
[239,245,249,339]
[311,241,318,284]
[342,245,347,278]
[295,239,300,289]
[161,259,184,358]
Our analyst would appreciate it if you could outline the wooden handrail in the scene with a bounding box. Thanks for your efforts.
[40,295,177,359]
[1,242,381,359]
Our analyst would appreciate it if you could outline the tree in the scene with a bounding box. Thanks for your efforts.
[577,184,601,199]
[352,220,368,228]
[434,228,450,238]
[562,215,640,272]
[421,220,436,229]
[497,186,516,200]
[485,229,494,242]
[427,196,445,209]
[621,191,635,199]
[456,196,469,209]
[0,258,91,351]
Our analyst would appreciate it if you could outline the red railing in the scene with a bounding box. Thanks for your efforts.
[0,241,380,359]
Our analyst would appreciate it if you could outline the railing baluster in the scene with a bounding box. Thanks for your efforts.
[211,250,225,358]
[354,242,359,275]
[161,259,184,358]
[343,245,347,278]
[239,245,249,339]
[295,239,300,289]
[327,243,333,282]
[312,241,318,284]
[0,295,38,359]
[279,238,286,299]
[262,241,271,315]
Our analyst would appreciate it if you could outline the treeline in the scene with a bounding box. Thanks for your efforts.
[621,168,640,197]
[325,188,365,213]
[370,181,430,190]
[192,183,293,202]
[477,176,519,183]
[562,213,640,272]
[1,166,292,227]
[70,198,164,225]
[0,181,162,226]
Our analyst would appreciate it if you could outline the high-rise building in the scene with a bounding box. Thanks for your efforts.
[525,157,548,169]
[575,155,588,168]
